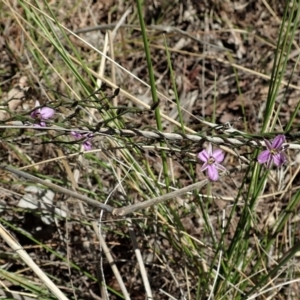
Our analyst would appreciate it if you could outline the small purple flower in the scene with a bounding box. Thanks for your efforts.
[197,143,226,181]
[71,131,93,151]
[31,100,55,127]
[257,134,287,168]
[70,132,82,139]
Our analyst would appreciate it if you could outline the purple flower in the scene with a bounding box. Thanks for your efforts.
[197,144,226,181]
[31,100,55,127]
[71,131,93,151]
[257,135,287,168]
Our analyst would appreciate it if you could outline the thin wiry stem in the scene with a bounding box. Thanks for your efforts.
[4,124,300,149]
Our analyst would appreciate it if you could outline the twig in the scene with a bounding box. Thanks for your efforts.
[113,179,209,216]
[113,164,249,216]
[92,222,131,300]
[0,164,114,213]
[2,164,248,217]
[0,223,68,300]
[3,125,300,150]
[127,218,153,299]
[0,288,35,300]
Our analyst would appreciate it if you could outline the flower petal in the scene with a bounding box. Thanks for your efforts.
[198,150,209,162]
[201,162,209,172]
[207,165,219,181]
[272,134,285,150]
[266,157,273,169]
[212,149,224,163]
[273,153,286,166]
[279,153,286,165]
[71,131,82,139]
[83,141,92,151]
[257,150,271,164]
[264,139,273,151]
[271,135,285,150]
[40,107,55,119]
[31,110,39,119]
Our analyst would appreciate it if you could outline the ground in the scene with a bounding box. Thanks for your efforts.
[1,0,300,299]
